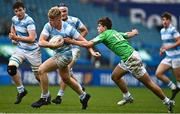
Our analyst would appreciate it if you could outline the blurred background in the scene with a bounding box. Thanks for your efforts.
[0,0,180,87]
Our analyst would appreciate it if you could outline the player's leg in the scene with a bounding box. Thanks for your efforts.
[112,63,133,106]
[52,72,83,104]
[171,59,180,100]
[58,66,90,109]
[138,73,175,113]
[31,57,58,108]
[28,48,42,83]
[7,51,27,104]
[52,48,83,104]
[55,52,90,109]
[52,79,65,104]
[129,51,175,113]
[156,58,176,90]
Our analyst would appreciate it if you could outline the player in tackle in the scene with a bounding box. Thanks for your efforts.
[31,6,100,109]
[52,3,88,104]
[64,17,175,113]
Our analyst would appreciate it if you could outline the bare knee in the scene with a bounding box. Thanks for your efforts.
[61,76,70,84]
[155,71,163,79]
[38,67,46,77]
[111,73,120,82]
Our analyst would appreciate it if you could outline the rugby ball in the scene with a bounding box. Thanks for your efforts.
[49,35,64,45]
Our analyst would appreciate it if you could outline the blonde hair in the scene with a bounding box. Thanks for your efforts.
[48,6,61,19]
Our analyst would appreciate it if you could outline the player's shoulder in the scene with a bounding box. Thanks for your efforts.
[24,14,34,22]
[68,15,79,20]
[62,21,73,29]
[12,15,18,22]
[68,15,80,22]
[169,25,176,31]
[44,22,53,30]
[160,28,164,33]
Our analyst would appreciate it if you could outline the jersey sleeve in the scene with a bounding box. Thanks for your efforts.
[75,18,85,29]
[119,32,128,39]
[26,19,36,31]
[40,23,50,39]
[172,27,180,38]
[66,24,80,40]
[91,33,105,45]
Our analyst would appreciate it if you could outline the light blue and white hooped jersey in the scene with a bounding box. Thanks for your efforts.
[11,13,38,51]
[41,21,80,54]
[160,24,180,59]
[65,16,85,30]
[64,16,85,49]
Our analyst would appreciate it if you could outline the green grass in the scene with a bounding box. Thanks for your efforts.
[0,85,180,113]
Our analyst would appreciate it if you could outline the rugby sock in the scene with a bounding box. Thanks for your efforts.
[162,97,170,104]
[167,81,176,90]
[17,85,24,93]
[41,91,50,98]
[79,92,86,100]
[177,81,180,88]
[57,89,64,97]
[123,91,131,98]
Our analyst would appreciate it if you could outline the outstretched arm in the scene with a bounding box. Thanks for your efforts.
[64,36,100,57]
[125,29,139,38]
[64,36,94,48]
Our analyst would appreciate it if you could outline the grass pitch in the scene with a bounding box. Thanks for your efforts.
[0,85,179,113]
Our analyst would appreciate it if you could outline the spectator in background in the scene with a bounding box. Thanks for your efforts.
[156,12,180,100]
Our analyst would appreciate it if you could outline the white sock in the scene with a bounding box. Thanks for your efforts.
[162,97,170,105]
[167,81,176,90]
[79,92,86,100]
[17,85,24,93]
[123,91,131,98]
[176,81,180,88]
[57,89,64,97]
[41,91,50,98]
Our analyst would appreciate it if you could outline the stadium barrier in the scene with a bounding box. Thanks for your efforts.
[0,64,168,87]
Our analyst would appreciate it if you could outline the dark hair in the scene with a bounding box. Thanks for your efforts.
[98,17,112,29]
[57,3,67,7]
[161,12,172,21]
[13,1,25,10]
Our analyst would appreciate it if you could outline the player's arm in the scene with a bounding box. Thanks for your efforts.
[161,28,180,50]
[38,34,62,49]
[64,35,93,47]
[119,29,138,39]
[161,36,180,50]
[126,29,139,38]
[64,36,100,57]
[77,18,88,37]
[9,30,36,43]
[9,25,18,44]
[10,25,16,34]
[9,22,37,43]
[79,26,88,37]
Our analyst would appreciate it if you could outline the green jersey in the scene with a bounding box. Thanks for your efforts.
[92,30,134,62]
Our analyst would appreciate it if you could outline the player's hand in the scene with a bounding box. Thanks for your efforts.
[12,40,18,44]
[132,29,138,35]
[159,47,165,56]
[162,45,171,50]
[9,32,18,41]
[91,51,101,58]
